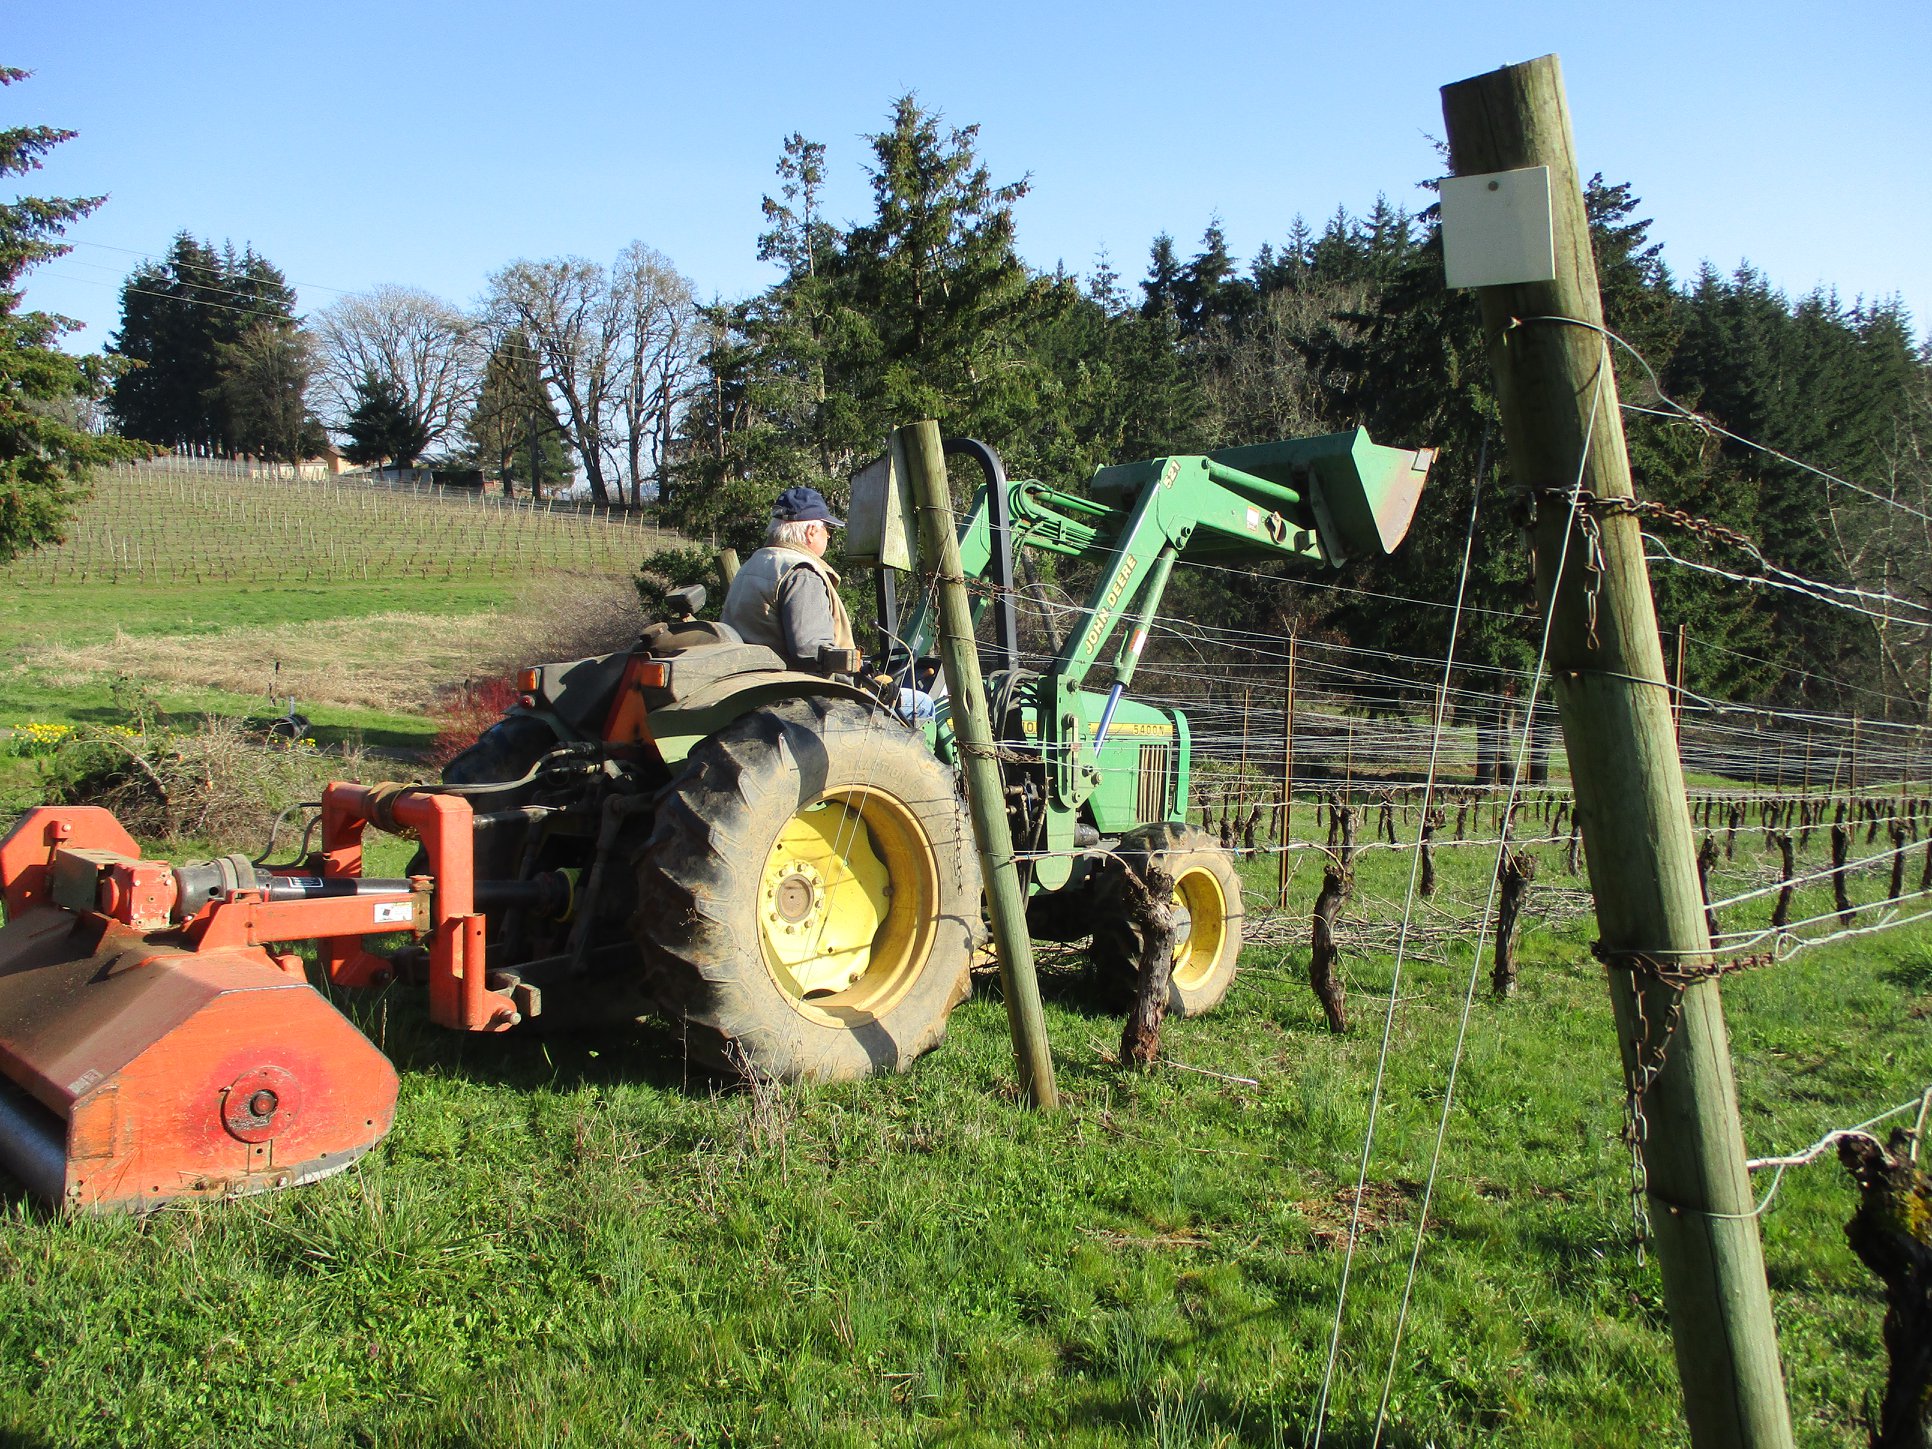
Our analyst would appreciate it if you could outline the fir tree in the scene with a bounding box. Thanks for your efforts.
[342,372,429,467]
[0,67,141,561]
[465,331,569,498]
[106,234,310,455]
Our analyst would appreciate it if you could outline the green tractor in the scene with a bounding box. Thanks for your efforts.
[444,429,1434,1081]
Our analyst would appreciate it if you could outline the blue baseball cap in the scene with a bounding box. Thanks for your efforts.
[773,485,844,527]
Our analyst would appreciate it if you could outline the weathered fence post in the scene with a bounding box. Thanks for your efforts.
[898,420,1058,1110]
[1444,53,1793,1449]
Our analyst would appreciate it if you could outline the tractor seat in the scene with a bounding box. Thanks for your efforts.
[641,619,744,654]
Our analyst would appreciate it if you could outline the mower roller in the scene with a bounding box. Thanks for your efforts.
[0,428,1432,1212]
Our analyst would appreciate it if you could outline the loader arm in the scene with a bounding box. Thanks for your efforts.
[894,429,1434,829]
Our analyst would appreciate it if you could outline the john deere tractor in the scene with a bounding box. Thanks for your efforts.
[0,427,1429,1211]
[438,428,1433,1080]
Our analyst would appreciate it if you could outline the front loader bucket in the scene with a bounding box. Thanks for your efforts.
[0,905,398,1212]
[1207,429,1436,562]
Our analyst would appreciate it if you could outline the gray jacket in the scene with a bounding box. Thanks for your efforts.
[721,545,855,672]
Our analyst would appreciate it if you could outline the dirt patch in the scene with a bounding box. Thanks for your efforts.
[1296,1178,1419,1250]
[1084,1227,1213,1252]
[18,577,643,715]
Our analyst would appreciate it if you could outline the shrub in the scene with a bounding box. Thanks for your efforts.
[425,676,520,770]
[636,544,727,619]
[39,712,367,850]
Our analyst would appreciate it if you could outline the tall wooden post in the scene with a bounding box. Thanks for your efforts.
[1238,687,1253,834]
[896,421,1058,1110]
[1443,55,1793,1449]
[1278,634,1297,908]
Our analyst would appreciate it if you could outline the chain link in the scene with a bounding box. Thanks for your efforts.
[1592,942,1777,1254]
[1575,508,1606,651]
[1522,485,1767,564]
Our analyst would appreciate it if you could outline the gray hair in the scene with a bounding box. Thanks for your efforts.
[768,519,820,549]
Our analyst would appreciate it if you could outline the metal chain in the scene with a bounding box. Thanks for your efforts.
[1592,942,1777,1255]
[1620,981,1682,1260]
[1575,508,1606,651]
[1522,485,1767,563]
[1593,943,1779,985]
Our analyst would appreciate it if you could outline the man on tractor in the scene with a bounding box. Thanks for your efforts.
[721,486,857,675]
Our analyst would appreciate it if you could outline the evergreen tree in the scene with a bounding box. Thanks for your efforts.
[0,67,141,561]
[1173,222,1245,336]
[464,331,569,497]
[837,95,1053,465]
[1139,234,1184,325]
[342,372,429,467]
[106,235,309,455]
[671,99,1062,543]
[106,233,227,449]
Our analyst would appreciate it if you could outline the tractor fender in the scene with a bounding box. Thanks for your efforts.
[648,672,889,764]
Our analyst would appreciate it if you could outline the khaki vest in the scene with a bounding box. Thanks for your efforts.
[721,545,857,663]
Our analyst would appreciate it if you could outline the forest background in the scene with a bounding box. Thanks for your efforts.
[13,90,1931,726]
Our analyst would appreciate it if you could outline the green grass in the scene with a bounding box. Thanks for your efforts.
[0,472,1919,1444]
[0,577,517,648]
[0,796,1921,1447]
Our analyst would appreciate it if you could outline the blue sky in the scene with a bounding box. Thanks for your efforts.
[10,1,1930,351]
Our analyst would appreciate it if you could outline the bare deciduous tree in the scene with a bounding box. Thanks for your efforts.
[609,242,699,509]
[1824,368,1932,722]
[484,245,698,507]
[484,257,622,503]
[313,285,479,456]
[1195,281,1366,447]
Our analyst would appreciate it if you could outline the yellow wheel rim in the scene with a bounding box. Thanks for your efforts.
[757,790,939,1021]
[1169,864,1229,991]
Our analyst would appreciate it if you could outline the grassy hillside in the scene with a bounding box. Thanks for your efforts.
[1,467,664,782]
[2,463,675,587]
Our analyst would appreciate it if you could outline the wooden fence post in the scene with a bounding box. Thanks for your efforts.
[898,420,1058,1110]
[1444,54,1793,1449]
[1278,635,1297,908]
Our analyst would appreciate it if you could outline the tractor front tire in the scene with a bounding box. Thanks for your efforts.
[635,696,981,1082]
[1089,823,1243,1016]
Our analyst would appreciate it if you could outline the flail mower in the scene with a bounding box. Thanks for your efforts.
[0,429,1432,1212]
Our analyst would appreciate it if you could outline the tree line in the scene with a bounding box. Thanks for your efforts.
[92,236,700,508]
[664,98,1930,723]
[5,75,1927,720]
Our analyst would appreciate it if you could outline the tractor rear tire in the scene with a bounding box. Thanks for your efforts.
[634,696,981,1082]
[1089,823,1243,1016]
